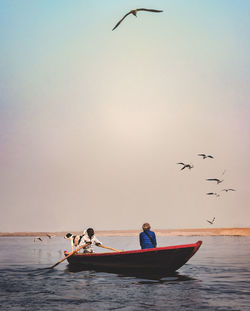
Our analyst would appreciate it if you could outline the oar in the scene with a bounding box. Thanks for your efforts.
[98,244,121,252]
[49,243,88,269]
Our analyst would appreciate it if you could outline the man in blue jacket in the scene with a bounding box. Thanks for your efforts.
[139,223,157,249]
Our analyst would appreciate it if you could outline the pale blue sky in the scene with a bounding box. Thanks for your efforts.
[0,0,250,231]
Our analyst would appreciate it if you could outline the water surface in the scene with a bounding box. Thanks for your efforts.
[0,236,249,310]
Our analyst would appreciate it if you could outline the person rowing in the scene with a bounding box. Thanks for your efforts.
[50,227,121,268]
[79,228,102,253]
[79,227,121,253]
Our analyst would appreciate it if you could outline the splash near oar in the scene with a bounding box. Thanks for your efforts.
[49,244,121,269]
[49,243,88,269]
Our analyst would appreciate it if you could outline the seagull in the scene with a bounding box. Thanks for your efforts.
[46,234,56,239]
[221,188,236,192]
[206,178,223,184]
[207,217,215,225]
[177,162,194,170]
[198,153,214,159]
[206,192,220,197]
[34,237,42,242]
[112,8,163,31]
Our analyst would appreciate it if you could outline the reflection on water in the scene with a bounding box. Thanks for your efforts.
[66,264,195,282]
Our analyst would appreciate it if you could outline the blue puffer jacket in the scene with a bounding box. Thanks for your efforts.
[139,230,157,249]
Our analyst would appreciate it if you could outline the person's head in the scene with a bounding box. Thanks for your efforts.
[87,228,94,239]
[142,223,151,231]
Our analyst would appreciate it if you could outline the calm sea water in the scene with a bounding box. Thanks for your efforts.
[0,236,249,311]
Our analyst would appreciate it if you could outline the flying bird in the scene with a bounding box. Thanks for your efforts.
[112,8,163,31]
[207,217,215,225]
[206,192,220,197]
[34,237,42,242]
[46,234,56,239]
[177,162,194,170]
[198,153,214,159]
[221,188,236,192]
[206,178,223,184]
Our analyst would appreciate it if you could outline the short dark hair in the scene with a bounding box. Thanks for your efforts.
[87,228,94,238]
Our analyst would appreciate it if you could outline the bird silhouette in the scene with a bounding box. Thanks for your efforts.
[177,162,194,170]
[34,237,42,242]
[46,234,56,239]
[221,188,236,192]
[198,153,214,159]
[206,192,220,197]
[206,178,223,184]
[207,217,215,225]
[112,8,163,31]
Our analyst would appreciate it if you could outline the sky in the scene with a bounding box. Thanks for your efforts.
[0,0,250,232]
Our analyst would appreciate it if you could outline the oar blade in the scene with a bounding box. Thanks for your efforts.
[49,243,88,269]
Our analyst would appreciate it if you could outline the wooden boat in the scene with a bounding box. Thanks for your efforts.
[65,240,202,274]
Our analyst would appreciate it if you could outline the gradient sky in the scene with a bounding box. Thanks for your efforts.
[0,0,250,232]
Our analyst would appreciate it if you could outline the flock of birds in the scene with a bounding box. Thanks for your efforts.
[34,234,56,242]
[177,154,236,226]
[33,10,236,232]
[111,9,239,227]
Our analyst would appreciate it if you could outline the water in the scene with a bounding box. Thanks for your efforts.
[0,236,249,310]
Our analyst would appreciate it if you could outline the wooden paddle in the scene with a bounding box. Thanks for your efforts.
[50,243,122,269]
[49,243,88,269]
[98,244,121,252]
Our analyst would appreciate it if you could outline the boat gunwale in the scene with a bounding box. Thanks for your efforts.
[64,240,202,258]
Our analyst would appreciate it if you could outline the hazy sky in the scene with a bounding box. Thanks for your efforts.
[1,0,250,232]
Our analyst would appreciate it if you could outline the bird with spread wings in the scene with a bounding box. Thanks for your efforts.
[206,178,223,184]
[112,8,163,31]
[206,192,220,197]
[177,162,194,170]
[207,217,215,225]
[46,234,56,239]
[198,153,214,159]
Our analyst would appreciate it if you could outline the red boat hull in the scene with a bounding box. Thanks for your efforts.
[65,241,202,274]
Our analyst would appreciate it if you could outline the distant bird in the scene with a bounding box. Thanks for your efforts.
[46,234,56,239]
[198,153,214,159]
[177,162,194,170]
[34,237,42,242]
[207,217,215,225]
[222,188,236,192]
[206,192,220,197]
[112,8,163,31]
[206,178,223,184]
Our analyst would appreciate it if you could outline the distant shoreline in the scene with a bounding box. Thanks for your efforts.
[1,228,250,237]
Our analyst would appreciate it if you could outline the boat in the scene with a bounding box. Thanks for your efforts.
[65,240,202,275]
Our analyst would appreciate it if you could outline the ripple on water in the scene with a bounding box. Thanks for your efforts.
[1,236,250,310]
